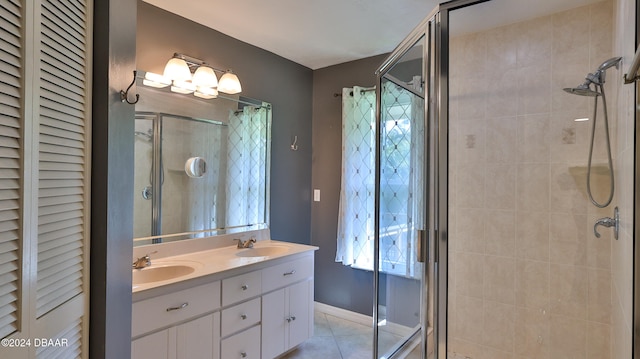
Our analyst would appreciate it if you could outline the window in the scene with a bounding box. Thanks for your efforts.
[336,80,424,278]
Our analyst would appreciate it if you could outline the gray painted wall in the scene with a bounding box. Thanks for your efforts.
[136,1,313,246]
[91,0,136,357]
[310,55,387,315]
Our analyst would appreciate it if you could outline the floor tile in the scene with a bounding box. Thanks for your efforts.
[288,310,424,359]
[325,313,372,336]
[281,335,342,359]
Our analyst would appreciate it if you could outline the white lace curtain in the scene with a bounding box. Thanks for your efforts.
[226,105,269,227]
[336,78,423,278]
[336,86,377,270]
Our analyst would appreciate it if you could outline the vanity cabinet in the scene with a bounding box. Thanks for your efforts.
[261,256,314,359]
[133,313,220,359]
[221,325,262,359]
[261,280,313,359]
[131,281,221,359]
[132,250,315,359]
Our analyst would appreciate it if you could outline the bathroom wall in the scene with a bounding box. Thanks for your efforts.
[612,0,635,357]
[136,1,313,246]
[310,54,386,315]
[448,1,616,358]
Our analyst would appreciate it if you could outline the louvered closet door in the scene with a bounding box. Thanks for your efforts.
[0,0,91,358]
[0,0,23,342]
[35,0,91,357]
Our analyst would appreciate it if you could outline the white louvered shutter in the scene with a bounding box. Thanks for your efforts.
[0,0,91,358]
[36,0,89,319]
[0,0,22,340]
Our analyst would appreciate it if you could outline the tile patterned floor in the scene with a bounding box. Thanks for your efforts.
[281,311,421,359]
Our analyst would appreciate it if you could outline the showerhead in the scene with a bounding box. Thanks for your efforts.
[563,81,600,97]
[564,56,622,97]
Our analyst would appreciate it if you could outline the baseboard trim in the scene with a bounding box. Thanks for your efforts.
[314,301,414,337]
[314,301,373,326]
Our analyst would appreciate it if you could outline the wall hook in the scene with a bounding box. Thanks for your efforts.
[290,135,298,151]
[120,70,140,105]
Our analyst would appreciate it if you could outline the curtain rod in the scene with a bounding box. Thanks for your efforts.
[333,86,376,97]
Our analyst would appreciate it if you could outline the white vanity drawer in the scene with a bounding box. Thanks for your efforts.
[222,271,261,306]
[221,297,261,337]
[132,281,221,338]
[262,256,313,293]
[221,325,261,359]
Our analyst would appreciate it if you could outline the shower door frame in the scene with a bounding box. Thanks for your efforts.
[375,1,493,358]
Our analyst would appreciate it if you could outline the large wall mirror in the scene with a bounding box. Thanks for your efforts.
[133,71,271,246]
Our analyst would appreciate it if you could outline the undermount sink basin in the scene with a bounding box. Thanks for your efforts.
[132,263,196,285]
[235,246,288,258]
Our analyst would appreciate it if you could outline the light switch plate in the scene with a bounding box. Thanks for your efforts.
[313,189,320,202]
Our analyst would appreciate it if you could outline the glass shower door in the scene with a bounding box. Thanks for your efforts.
[375,33,429,359]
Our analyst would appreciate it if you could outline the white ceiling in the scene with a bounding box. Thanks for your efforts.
[143,0,605,70]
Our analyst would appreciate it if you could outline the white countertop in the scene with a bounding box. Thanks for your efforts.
[132,239,318,295]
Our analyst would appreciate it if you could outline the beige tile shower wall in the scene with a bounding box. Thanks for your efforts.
[448,2,616,358]
[612,0,635,358]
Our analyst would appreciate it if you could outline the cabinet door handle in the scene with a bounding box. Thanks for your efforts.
[283,270,296,276]
[240,352,247,358]
[286,316,296,323]
[241,284,248,290]
[240,314,247,320]
[290,316,296,321]
[166,302,189,312]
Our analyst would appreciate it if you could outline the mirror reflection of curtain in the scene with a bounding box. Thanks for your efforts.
[226,106,269,227]
[336,78,423,278]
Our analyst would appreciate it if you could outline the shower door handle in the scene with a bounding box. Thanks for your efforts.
[417,229,427,263]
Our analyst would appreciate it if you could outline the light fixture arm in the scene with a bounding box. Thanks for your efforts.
[120,70,140,104]
[172,53,227,74]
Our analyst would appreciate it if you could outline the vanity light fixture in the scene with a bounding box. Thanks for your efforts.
[143,71,172,88]
[163,57,192,82]
[218,70,242,94]
[142,53,242,99]
[194,86,219,99]
[192,65,218,88]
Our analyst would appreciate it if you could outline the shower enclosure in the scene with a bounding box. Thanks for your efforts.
[375,0,622,358]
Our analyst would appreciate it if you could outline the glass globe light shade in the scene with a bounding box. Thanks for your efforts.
[192,66,218,88]
[194,86,218,99]
[163,57,192,81]
[218,71,242,94]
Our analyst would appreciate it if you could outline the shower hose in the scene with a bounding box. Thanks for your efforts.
[586,84,615,208]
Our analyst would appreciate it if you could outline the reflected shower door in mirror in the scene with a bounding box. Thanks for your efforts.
[133,82,271,246]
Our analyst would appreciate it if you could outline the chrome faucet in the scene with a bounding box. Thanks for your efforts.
[132,251,158,269]
[234,237,256,249]
[594,207,619,239]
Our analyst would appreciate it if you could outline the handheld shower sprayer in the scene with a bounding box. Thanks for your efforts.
[597,56,623,71]
[562,56,621,208]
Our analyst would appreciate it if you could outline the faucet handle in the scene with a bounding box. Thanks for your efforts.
[593,207,619,239]
[132,250,158,269]
[143,250,158,260]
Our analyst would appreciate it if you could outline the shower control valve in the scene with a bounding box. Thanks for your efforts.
[593,207,619,240]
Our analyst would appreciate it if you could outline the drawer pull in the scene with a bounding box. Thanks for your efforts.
[240,352,247,358]
[241,314,247,320]
[283,270,296,276]
[166,302,189,312]
[241,284,249,291]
